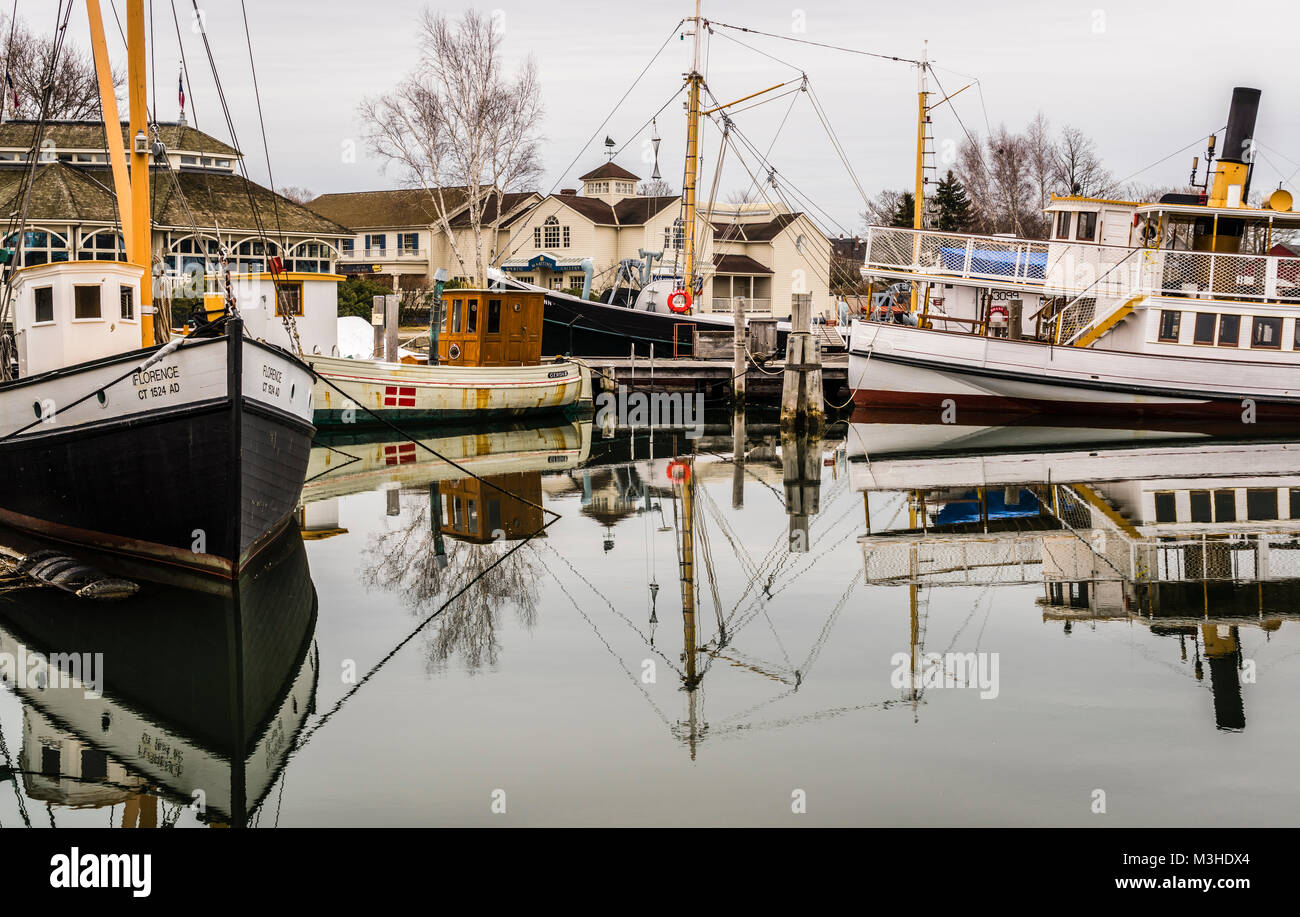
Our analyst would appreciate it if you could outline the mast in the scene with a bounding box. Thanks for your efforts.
[127,0,153,346]
[910,42,928,313]
[681,0,703,311]
[86,0,153,347]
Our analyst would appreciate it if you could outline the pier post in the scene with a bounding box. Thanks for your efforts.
[373,293,399,362]
[1008,297,1023,341]
[733,295,747,405]
[782,430,822,553]
[780,294,824,433]
[731,409,746,509]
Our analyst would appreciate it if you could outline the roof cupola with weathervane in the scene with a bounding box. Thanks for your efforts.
[578,162,640,204]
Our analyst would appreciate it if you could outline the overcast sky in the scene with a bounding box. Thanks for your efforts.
[22,0,1300,234]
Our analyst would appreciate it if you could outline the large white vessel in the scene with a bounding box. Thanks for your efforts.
[850,87,1300,420]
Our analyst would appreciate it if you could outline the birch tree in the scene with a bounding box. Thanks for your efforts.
[360,9,543,286]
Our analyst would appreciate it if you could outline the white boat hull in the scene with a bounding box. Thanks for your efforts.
[308,354,591,427]
[847,321,1300,419]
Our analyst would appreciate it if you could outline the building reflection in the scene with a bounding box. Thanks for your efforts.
[850,413,1300,731]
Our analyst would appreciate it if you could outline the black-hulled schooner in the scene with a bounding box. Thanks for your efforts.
[0,0,314,580]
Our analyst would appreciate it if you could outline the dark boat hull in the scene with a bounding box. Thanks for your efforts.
[0,322,316,580]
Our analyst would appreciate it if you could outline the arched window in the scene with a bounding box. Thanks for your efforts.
[3,228,69,267]
[286,239,338,273]
[165,234,221,277]
[78,230,127,262]
[543,215,561,248]
[232,237,281,273]
[664,218,684,251]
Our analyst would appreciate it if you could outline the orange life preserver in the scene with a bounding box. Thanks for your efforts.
[667,289,692,313]
[666,460,691,483]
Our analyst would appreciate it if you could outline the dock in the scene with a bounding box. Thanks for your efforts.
[589,353,849,399]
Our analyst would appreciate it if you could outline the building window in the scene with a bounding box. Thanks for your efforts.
[1157,309,1181,342]
[1076,211,1097,241]
[487,298,501,334]
[562,226,571,248]
[365,233,386,254]
[78,230,126,262]
[274,282,303,316]
[1218,313,1240,346]
[3,229,69,267]
[397,232,419,252]
[1252,316,1282,348]
[665,218,685,250]
[1192,312,1215,344]
[33,286,54,323]
[1055,211,1072,240]
[543,216,561,248]
[340,238,354,255]
[119,284,134,320]
[74,284,101,319]
[569,275,585,290]
[534,226,542,247]
[550,275,565,290]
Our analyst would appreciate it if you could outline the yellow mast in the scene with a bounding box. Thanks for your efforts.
[86,0,153,348]
[681,0,703,312]
[678,460,701,757]
[126,0,153,346]
[910,42,928,313]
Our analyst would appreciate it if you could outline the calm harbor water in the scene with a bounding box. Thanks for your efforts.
[2,411,1299,827]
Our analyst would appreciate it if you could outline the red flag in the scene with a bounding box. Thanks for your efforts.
[178,71,185,114]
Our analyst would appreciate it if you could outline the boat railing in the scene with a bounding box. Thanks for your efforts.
[864,226,1050,285]
[713,297,772,313]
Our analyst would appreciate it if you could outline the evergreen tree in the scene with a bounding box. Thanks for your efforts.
[889,191,916,228]
[933,170,973,232]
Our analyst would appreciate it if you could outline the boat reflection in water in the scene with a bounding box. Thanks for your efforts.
[0,526,317,826]
[848,408,1300,731]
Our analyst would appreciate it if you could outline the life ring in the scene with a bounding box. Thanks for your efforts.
[667,289,692,313]
[666,460,691,483]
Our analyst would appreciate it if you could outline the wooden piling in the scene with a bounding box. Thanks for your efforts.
[780,294,824,433]
[733,295,747,405]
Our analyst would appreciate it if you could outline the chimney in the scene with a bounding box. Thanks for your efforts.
[560,188,577,196]
[1210,87,1261,208]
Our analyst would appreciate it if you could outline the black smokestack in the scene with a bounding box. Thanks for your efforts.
[1222,87,1261,165]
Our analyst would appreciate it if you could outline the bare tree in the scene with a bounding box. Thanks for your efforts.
[0,14,122,121]
[1053,125,1114,199]
[279,185,316,206]
[862,188,903,228]
[638,178,675,197]
[1024,112,1056,238]
[360,9,543,286]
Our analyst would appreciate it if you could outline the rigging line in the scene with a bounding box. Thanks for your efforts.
[535,540,685,677]
[706,22,803,76]
[533,550,673,727]
[291,516,560,752]
[0,714,31,827]
[492,19,685,268]
[106,0,128,49]
[169,0,221,265]
[806,82,871,208]
[239,0,286,256]
[927,66,986,185]
[1111,127,1225,190]
[706,19,922,66]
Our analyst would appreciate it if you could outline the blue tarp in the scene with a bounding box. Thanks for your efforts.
[940,246,1047,280]
[934,489,1041,525]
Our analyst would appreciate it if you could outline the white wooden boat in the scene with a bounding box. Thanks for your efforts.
[309,353,590,427]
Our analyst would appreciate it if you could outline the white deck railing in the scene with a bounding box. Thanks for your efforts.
[865,225,1300,304]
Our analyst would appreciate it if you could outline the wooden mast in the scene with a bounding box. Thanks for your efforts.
[126,0,153,346]
[87,0,152,348]
[910,42,928,313]
[681,0,703,313]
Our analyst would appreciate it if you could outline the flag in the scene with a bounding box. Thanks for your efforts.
[4,70,16,112]
[178,70,185,115]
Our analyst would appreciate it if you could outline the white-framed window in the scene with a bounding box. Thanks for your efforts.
[664,218,684,250]
[550,275,565,290]
[120,284,135,320]
[365,233,386,254]
[543,216,561,248]
[78,230,127,262]
[3,228,70,267]
[397,232,419,252]
[33,286,54,324]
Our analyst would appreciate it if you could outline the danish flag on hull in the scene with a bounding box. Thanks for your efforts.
[383,386,416,407]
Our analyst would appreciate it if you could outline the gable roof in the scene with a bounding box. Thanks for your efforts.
[579,161,640,182]
[0,161,349,236]
[713,253,772,274]
[0,120,240,157]
[308,187,476,228]
[553,193,617,225]
[613,195,678,225]
[711,212,802,242]
[446,191,538,228]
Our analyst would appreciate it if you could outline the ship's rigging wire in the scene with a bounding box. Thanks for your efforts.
[1111,127,1226,190]
[705,19,922,66]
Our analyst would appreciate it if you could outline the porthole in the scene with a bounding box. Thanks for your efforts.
[32,401,41,418]
[101,712,111,732]
[96,390,107,407]
[449,342,462,360]
[290,383,295,399]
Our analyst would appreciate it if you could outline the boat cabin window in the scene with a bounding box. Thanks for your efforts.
[1290,488,1300,519]
[1251,316,1282,348]
[1192,312,1215,344]
[1247,488,1279,521]
[450,298,463,333]
[1154,492,1176,523]
[1218,314,1240,346]
[119,284,134,320]
[1214,490,1236,521]
[1189,490,1212,523]
[487,298,501,334]
[1157,309,1181,342]
[1054,211,1072,240]
[274,282,303,317]
[73,284,101,319]
[1076,212,1097,241]
[466,298,478,333]
[33,286,54,323]
[1294,319,1300,351]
